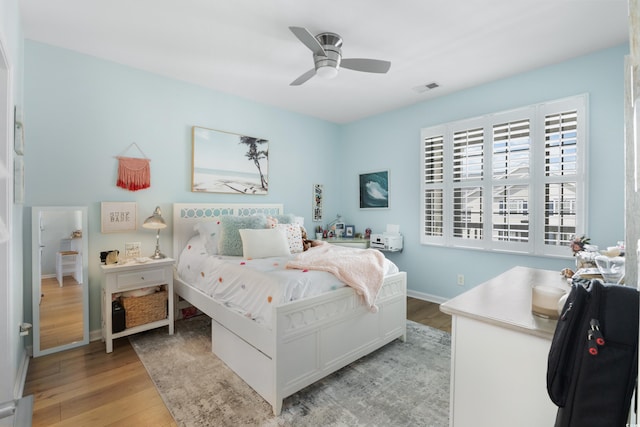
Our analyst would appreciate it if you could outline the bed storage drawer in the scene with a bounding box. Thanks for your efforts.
[212,320,274,404]
[116,268,166,289]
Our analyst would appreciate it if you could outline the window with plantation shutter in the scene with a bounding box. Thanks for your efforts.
[542,107,580,251]
[453,128,483,182]
[492,119,530,180]
[453,186,483,239]
[490,118,531,244]
[421,95,587,256]
[422,134,445,239]
[424,135,444,184]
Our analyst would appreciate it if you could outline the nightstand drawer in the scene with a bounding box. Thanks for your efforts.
[116,268,166,289]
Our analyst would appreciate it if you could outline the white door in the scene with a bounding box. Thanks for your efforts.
[0,20,14,412]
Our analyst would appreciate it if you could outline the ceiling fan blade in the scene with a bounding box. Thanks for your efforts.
[290,68,316,86]
[289,26,327,57]
[341,58,391,74]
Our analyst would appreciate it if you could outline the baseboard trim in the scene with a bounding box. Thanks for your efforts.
[90,329,102,343]
[14,349,29,399]
[14,395,33,426]
[407,289,448,305]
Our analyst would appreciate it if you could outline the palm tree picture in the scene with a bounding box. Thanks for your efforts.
[192,126,269,194]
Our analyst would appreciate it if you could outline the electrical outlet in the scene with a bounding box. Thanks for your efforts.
[457,274,465,286]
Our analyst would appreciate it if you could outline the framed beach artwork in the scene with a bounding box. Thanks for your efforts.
[359,170,389,209]
[192,126,269,195]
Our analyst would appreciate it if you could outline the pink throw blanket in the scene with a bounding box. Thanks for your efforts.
[286,243,386,312]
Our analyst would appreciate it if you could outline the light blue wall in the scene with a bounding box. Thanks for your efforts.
[339,44,628,300]
[23,41,341,332]
[23,40,629,334]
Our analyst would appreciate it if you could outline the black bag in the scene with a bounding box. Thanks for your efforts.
[547,279,639,427]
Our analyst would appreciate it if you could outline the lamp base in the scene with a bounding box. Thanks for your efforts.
[150,250,166,260]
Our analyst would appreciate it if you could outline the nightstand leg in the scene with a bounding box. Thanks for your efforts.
[168,291,174,335]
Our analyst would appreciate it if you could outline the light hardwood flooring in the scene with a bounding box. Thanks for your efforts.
[24,297,451,426]
[407,296,452,334]
[38,277,84,351]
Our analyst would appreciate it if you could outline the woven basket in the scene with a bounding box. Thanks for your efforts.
[122,289,168,329]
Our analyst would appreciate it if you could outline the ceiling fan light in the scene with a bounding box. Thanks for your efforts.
[316,65,338,79]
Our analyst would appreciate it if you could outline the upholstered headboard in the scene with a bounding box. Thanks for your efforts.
[172,203,284,261]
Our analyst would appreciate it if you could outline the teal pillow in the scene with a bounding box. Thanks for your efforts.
[217,215,267,256]
[273,214,295,224]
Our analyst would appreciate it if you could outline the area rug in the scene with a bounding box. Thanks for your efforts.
[129,316,450,427]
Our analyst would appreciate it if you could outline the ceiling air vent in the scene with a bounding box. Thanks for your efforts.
[413,82,440,93]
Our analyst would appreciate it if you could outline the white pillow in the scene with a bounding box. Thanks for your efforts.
[239,228,291,259]
[194,220,220,255]
[277,223,304,253]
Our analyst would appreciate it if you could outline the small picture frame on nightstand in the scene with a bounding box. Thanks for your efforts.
[345,225,355,238]
[125,242,141,260]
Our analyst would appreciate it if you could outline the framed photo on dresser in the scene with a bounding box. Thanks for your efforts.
[345,225,355,238]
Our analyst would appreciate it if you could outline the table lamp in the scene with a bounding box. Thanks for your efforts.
[143,206,167,259]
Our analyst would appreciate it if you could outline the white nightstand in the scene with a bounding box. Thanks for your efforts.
[100,258,175,353]
[321,238,370,249]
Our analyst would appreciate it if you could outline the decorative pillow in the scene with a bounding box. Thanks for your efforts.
[266,216,279,229]
[218,215,268,256]
[239,228,291,259]
[194,220,220,255]
[273,213,296,224]
[277,223,304,253]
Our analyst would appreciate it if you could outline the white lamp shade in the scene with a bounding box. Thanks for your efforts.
[143,206,166,229]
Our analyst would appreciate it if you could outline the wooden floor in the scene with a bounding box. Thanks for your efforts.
[39,277,84,351]
[407,296,452,334]
[24,297,451,426]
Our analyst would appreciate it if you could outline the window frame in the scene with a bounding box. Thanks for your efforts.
[420,94,588,257]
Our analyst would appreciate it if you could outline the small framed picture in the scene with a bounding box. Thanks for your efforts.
[334,222,345,237]
[101,202,137,233]
[345,225,355,238]
[124,242,141,259]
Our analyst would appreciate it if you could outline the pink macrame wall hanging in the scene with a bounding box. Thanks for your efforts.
[115,143,151,191]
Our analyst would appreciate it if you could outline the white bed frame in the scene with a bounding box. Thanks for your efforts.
[172,203,407,415]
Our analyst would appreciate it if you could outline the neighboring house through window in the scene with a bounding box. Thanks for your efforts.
[421,94,587,257]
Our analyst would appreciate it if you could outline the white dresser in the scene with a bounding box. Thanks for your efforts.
[440,266,569,427]
[321,237,370,249]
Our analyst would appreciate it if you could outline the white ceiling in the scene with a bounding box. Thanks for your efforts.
[20,0,630,124]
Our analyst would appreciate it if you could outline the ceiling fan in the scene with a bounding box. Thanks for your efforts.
[288,26,391,86]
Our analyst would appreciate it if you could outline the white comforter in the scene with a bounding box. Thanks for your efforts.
[176,236,399,326]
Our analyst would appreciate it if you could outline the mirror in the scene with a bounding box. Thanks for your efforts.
[32,206,89,357]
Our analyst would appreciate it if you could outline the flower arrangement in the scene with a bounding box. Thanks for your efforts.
[570,235,591,256]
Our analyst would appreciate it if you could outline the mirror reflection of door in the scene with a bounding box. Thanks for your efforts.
[32,206,89,356]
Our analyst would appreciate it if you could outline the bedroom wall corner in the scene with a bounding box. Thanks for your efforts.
[22,41,341,334]
[338,43,629,301]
